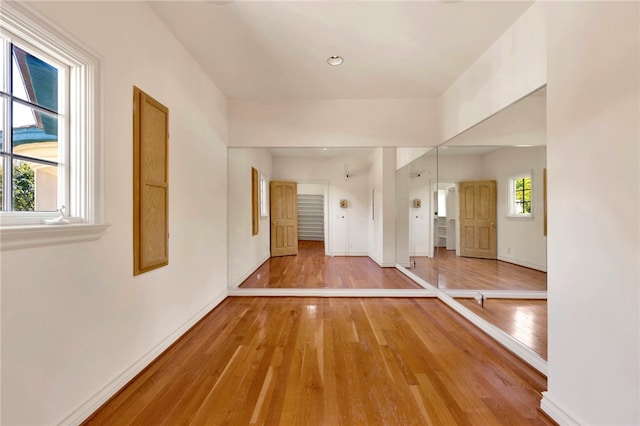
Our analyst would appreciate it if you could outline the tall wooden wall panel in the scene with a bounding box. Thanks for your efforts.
[133,87,169,275]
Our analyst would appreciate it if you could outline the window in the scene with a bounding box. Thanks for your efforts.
[0,2,106,250]
[259,174,268,217]
[1,38,65,213]
[508,172,532,217]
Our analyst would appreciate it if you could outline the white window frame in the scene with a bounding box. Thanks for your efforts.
[259,174,268,217]
[507,170,533,219]
[0,3,107,250]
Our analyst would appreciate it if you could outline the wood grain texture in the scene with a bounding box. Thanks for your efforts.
[133,86,169,275]
[270,181,298,257]
[241,240,422,289]
[457,298,548,360]
[83,297,554,426]
[411,247,547,291]
[459,180,497,259]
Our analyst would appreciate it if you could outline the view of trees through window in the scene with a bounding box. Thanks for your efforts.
[0,162,36,211]
[514,176,532,214]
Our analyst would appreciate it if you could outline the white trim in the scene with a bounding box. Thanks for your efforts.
[259,174,268,217]
[56,292,228,426]
[436,290,548,375]
[228,288,438,297]
[231,253,270,288]
[0,223,109,251]
[0,1,105,231]
[396,264,437,289]
[507,170,533,218]
[497,255,547,272]
[443,289,547,299]
[540,392,582,426]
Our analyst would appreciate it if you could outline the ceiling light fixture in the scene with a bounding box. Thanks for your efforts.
[327,55,343,66]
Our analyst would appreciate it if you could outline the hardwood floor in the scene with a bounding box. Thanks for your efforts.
[240,240,422,289]
[83,297,554,425]
[411,248,547,291]
[458,298,548,360]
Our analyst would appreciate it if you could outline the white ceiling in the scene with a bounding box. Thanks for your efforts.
[149,1,533,100]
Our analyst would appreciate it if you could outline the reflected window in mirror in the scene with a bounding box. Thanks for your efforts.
[508,171,532,218]
[259,174,268,217]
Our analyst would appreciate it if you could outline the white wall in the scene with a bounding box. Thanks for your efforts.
[408,175,432,256]
[381,148,397,265]
[369,149,383,262]
[445,93,546,147]
[229,99,438,147]
[543,2,639,424]
[438,154,485,182]
[271,154,370,256]
[396,147,433,170]
[298,183,325,195]
[484,147,547,271]
[439,3,546,143]
[483,146,547,271]
[395,166,410,267]
[1,3,229,425]
[227,148,272,287]
[367,148,397,266]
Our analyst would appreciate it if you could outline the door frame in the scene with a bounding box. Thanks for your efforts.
[294,179,330,255]
[430,179,459,258]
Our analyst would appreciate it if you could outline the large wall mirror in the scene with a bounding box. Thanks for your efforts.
[228,146,424,291]
[396,87,547,359]
[228,87,547,361]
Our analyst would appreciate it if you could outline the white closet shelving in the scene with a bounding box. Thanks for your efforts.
[297,194,324,241]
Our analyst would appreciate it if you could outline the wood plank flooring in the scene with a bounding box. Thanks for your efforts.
[83,297,554,425]
[411,248,547,291]
[457,298,548,360]
[240,240,421,289]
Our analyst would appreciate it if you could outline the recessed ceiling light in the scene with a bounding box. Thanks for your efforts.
[327,56,343,66]
[322,148,328,151]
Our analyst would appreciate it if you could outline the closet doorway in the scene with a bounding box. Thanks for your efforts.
[297,182,329,255]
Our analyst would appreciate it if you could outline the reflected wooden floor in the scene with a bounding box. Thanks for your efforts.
[83,297,554,425]
[411,248,547,291]
[458,298,548,360]
[240,240,421,289]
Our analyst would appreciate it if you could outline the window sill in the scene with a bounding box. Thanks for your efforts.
[506,215,534,221]
[0,223,110,251]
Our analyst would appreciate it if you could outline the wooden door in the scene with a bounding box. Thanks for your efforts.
[459,180,497,259]
[270,181,298,257]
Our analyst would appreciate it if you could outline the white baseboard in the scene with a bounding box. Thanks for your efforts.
[444,289,547,299]
[395,264,437,289]
[498,256,547,272]
[57,292,228,426]
[329,252,368,257]
[231,253,270,288]
[540,392,582,425]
